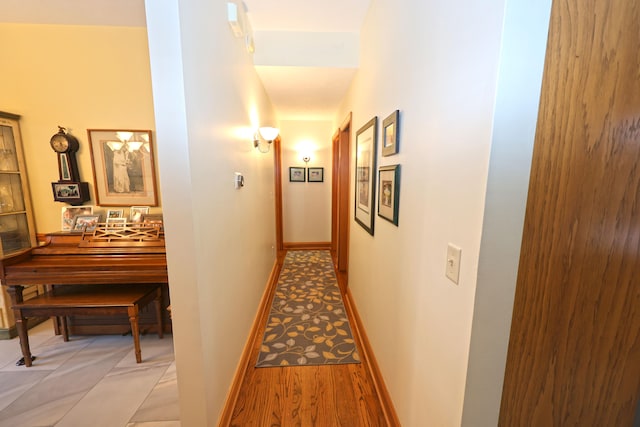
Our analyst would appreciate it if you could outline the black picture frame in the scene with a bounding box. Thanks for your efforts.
[289,167,306,182]
[378,164,400,225]
[307,167,324,182]
[354,116,378,235]
[382,110,399,156]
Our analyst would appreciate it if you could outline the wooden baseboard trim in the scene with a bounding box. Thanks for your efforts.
[283,241,331,250]
[218,256,283,426]
[344,287,401,426]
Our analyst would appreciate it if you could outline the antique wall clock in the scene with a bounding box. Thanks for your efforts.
[50,126,90,205]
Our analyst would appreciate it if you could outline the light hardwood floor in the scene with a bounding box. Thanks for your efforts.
[224,251,398,426]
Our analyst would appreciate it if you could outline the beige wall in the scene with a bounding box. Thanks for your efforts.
[280,120,332,243]
[336,0,548,425]
[145,0,277,425]
[0,23,160,233]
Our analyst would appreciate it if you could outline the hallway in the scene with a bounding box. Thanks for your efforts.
[224,249,394,426]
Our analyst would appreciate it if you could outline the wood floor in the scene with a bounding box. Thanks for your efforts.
[222,250,398,426]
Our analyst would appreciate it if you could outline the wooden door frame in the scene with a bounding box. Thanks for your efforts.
[332,113,351,274]
[273,137,284,254]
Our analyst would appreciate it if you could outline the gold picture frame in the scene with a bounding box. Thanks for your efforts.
[87,129,158,206]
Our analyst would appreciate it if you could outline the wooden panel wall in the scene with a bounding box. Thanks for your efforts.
[499,0,640,425]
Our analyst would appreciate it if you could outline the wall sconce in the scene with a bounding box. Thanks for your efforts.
[302,155,311,164]
[253,126,279,153]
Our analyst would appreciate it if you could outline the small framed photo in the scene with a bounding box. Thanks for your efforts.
[307,167,324,183]
[382,110,399,157]
[289,167,306,182]
[106,217,127,229]
[142,213,164,230]
[61,206,94,231]
[378,164,400,225]
[130,206,150,222]
[71,214,101,232]
[106,209,124,219]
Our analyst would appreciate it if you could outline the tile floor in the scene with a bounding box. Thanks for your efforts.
[0,319,179,427]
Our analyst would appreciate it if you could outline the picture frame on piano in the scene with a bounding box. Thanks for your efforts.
[61,206,94,231]
[71,214,101,233]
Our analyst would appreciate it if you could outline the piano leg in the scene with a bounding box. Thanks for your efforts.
[6,286,33,367]
[128,306,142,363]
[154,286,164,339]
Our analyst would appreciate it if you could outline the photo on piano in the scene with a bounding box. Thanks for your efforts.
[71,214,101,232]
[61,205,94,231]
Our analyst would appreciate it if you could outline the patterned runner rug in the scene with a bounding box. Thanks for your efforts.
[256,250,361,367]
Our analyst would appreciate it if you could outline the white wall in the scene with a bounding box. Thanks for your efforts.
[0,23,159,233]
[336,0,547,424]
[280,120,332,243]
[461,1,551,425]
[145,0,277,425]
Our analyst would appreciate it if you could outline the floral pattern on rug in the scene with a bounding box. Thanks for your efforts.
[256,250,361,367]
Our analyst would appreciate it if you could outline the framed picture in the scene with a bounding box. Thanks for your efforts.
[142,213,164,230]
[106,217,127,229]
[382,110,399,156]
[87,129,158,206]
[51,182,89,204]
[289,167,306,182]
[354,116,378,235]
[378,164,400,225]
[130,206,150,222]
[307,167,324,182]
[71,214,101,232]
[61,206,94,231]
[106,209,124,219]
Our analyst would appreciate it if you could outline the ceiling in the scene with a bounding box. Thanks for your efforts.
[2,0,370,121]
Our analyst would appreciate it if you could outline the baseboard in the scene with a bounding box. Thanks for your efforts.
[344,287,401,426]
[218,257,283,426]
[283,241,331,250]
[0,317,48,340]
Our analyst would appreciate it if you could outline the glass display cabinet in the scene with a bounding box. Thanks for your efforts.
[0,111,39,338]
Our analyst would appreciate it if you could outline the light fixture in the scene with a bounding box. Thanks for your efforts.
[253,126,279,153]
[107,131,145,152]
[302,155,311,164]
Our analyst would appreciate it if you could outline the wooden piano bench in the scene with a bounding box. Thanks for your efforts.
[11,284,163,367]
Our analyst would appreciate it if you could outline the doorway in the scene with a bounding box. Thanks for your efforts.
[331,113,352,277]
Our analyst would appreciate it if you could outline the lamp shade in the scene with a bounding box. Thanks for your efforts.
[258,127,279,141]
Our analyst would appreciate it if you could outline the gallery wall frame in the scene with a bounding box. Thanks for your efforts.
[354,116,378,235]
[307,167,324,182]
[378,164,400,225]
[289,167,306,182]
[87,129,158,206]
[382,110,400,156]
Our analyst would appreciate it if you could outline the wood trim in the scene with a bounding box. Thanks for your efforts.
[337,113,351,273]
[343,285,400,426]
[273,136,284,251]
[218,257,283,426]
[331,130,340,255]
[282,241,331,250]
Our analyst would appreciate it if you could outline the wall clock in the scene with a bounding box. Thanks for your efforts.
[50,126,90,205]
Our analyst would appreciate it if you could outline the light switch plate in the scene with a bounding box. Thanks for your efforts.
[446,243,461,284]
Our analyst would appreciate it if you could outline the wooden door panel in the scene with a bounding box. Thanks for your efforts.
[499,0,640,425]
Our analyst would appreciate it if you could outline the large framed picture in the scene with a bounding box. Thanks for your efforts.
[378,164,400,225]
[382,110,399,156]
[354,116,378,235]
[87,129,158,206]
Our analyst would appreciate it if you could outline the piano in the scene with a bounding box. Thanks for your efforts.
[0,225,170,358]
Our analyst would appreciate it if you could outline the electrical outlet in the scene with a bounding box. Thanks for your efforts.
[446,244,461,284]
